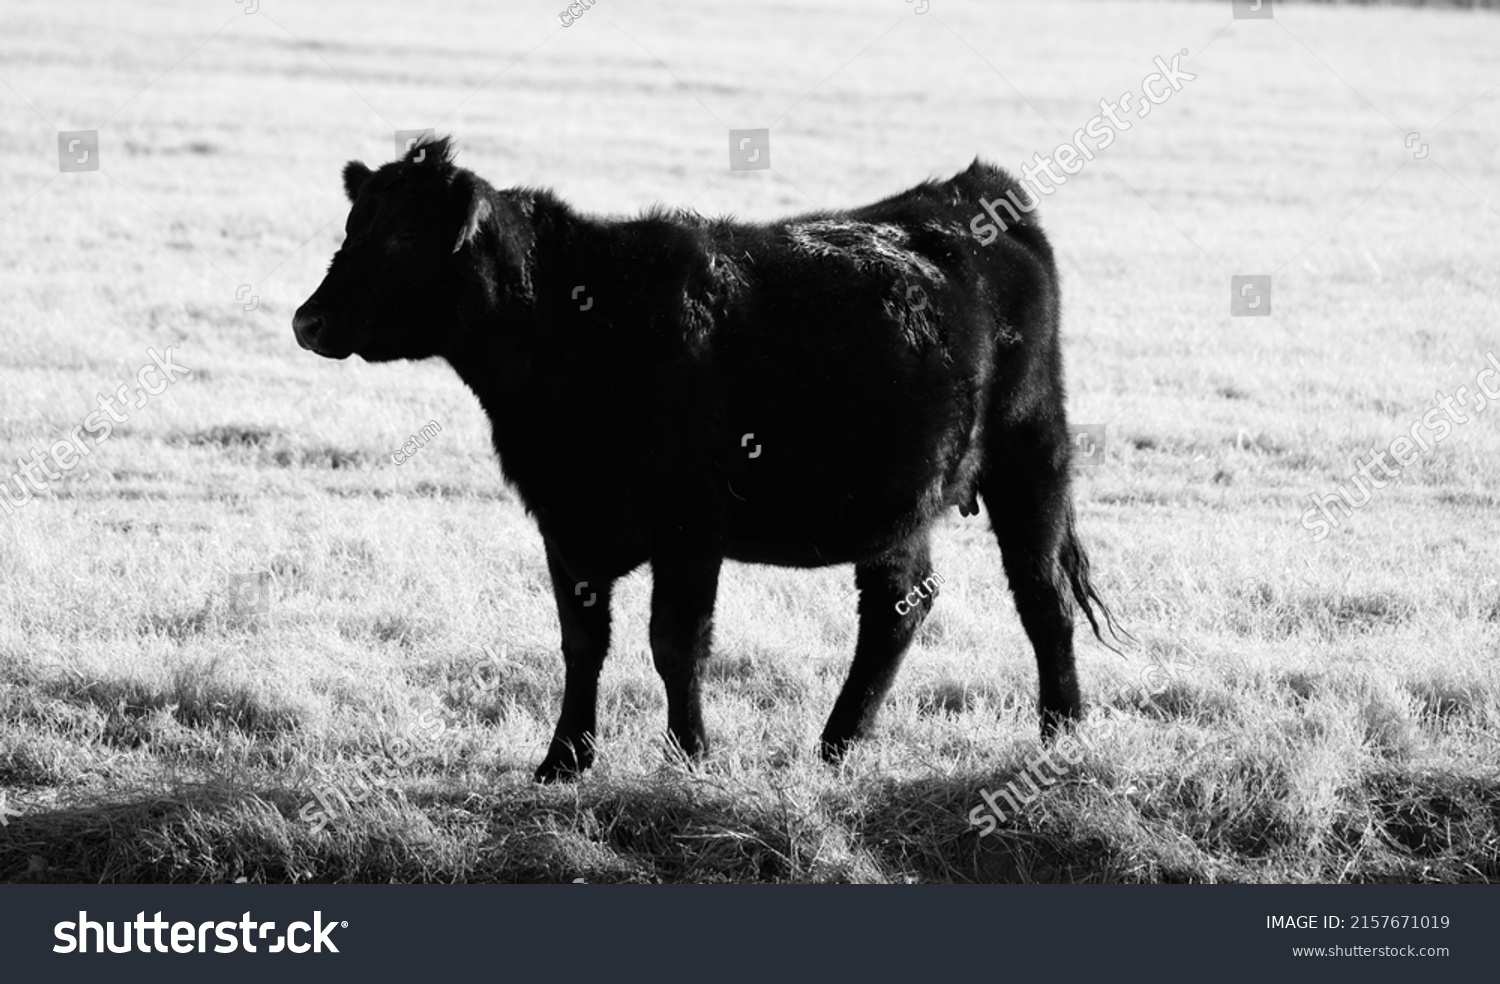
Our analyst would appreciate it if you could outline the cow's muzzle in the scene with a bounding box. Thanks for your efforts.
[292,301,348,359]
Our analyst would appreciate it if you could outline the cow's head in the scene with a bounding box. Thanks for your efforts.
[292,136,498,362]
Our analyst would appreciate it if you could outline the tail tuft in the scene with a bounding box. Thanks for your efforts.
[1058,508,1133,655]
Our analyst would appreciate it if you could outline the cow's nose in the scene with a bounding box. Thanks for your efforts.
[292,305,325,349]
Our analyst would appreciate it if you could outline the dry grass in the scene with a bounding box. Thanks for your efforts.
[1,0,1497,882]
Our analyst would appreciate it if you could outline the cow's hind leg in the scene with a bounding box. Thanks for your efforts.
[980,422,1085,737]
[536,542,614,783]
[820,532,937,762]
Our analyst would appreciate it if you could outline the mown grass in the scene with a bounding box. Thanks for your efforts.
[1,0,1497,882]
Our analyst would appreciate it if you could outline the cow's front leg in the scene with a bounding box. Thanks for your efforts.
[535,542,613,783]
[820,531,935,762]
[648,550,723,762]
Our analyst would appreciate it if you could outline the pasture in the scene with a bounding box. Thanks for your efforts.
[1,0,1497,883]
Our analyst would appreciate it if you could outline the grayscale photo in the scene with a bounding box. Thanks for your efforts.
[2,1,1497,941]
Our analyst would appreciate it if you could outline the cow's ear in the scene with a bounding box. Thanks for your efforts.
[343,161,373,202]
[452,186,491,253]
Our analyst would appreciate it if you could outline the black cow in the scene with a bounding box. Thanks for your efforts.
[293,136,1121,782]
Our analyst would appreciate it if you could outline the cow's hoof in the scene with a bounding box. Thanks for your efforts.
[1039,705,1085,742]
[534,758,585,784]
[818,734,855,765]
[662,730,709,769]
[534,742,592,783]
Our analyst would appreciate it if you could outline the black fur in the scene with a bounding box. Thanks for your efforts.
[293,135,1122,782]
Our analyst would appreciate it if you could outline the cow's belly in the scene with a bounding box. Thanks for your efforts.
[717,425,979,567]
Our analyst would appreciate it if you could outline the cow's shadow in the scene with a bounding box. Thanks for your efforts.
[1,763,1157,884]
[851,769,1179,884]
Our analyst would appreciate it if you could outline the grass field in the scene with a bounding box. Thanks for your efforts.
[1,0,1497,883]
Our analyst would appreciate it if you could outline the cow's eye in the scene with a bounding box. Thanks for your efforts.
[393,230,418,243]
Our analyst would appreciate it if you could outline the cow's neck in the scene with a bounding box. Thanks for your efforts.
[442,189,617,499]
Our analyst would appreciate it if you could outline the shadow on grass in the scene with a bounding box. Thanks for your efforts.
[848,771,1208,884]
[850,763,1500,884]
[0,776,857,884]
[3,767,1495,884]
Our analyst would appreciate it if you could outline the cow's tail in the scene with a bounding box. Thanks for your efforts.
[1059,508,1132,656]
